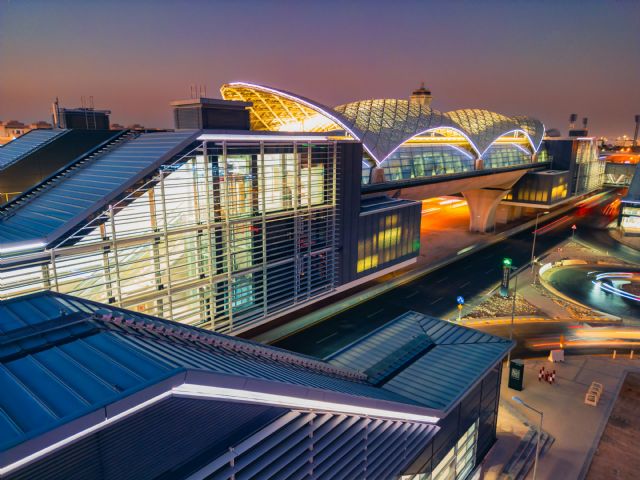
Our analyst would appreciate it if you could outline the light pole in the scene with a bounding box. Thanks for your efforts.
[530,211,549,283]
[506,264,518,366]
[513,396,544,480]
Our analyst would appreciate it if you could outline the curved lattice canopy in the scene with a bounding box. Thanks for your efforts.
[220,83,545,165]
[220,82,361,137]
[334,99,462,163]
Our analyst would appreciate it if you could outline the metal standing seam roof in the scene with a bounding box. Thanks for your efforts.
[328,311,513,412]
[0,129,69,171]
[220,82,545,165]
[0,291,437,458]
[0,130,200,251]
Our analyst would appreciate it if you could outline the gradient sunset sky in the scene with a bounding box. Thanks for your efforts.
[2,0,639,138]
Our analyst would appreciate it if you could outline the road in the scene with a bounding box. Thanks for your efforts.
[547,266,640,321]
[273,192,624,358]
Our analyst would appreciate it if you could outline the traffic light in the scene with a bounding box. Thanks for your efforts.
[502,257,512,268]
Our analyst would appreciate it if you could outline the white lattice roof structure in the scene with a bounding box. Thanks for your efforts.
[221,82,545,165]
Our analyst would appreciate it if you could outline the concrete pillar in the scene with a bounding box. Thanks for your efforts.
[462,188,510,233]
[370,166,386,184]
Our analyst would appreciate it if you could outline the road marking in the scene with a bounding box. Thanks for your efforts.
[460,281,471,288]
[316,332,338,344]
[405,291,419,299]
[429,297,443,305]
[484,268,494,274]
[436,276,448,284]
[366,308,384,318]
[463,264,473,270]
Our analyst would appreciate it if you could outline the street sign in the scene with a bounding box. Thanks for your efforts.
[571,224,577,230]
[501,257,512,296]
[456,296,465,305]
[457,304,463,310]
[508,360,524,391]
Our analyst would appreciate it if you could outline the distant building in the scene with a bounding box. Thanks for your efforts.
[500,136,605,219]
[0,120,28,145]
[619,163,640,235]
[52,99,111,130]
[0,120,52,145]
[410,82,433,107]
[172,97,252,130]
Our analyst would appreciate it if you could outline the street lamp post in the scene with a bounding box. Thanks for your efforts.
[512,396,544,480]
[530,211,549,285]
[506,265,518,366]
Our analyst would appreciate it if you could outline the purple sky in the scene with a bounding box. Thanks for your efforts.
[2,0,639,138]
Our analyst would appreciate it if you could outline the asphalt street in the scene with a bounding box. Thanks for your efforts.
[273,197,625,358]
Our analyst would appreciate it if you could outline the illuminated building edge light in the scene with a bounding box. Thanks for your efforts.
[0,382,440,476]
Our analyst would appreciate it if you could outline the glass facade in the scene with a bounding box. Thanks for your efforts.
[380,144,475,182]
[0,139,340,333]
[574,140,605,194]
[400,363,502,480]
[504,171,570,204]
[620,204,640,233]
[356,205,420,277]
[481,144,531,169]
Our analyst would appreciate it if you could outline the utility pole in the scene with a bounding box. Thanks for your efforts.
[507,268,518,366]
[531,211,549,285]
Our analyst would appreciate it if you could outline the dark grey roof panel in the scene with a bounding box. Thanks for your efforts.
[0,291,431,456]
[328,311,513,412]
[382,342,509,410]
[0,129,68,170]
[0,130,199,250]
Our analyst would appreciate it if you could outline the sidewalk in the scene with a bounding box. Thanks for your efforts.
[481,355,640,480]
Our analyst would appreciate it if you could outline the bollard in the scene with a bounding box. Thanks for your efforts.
[631,350,634,360]
[613,350,617,359]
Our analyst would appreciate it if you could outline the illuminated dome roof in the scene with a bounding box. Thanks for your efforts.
[334,99,459,163]
[220,82,545,165]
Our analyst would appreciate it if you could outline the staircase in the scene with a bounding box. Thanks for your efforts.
[0,130,138,216]
[501,426,555,480]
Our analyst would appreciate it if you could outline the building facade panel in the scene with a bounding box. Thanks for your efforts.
[1,138,344,333]
[354,200,421,279]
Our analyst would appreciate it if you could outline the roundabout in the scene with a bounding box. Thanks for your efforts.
[545,265,640,321]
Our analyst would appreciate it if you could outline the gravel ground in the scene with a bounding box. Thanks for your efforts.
[585,372,640,480]
[464,293,542,318]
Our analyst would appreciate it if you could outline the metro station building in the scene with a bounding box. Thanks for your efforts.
[0,82,601,333]
[0,292,512,479]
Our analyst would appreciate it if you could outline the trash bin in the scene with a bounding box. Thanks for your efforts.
[508,359,524,391]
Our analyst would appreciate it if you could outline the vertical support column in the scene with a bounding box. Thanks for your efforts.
[50,249,60,293]
[108,205,123,305]
[293,142,300,304]
[190,154,207,325]
[202,141,216,330]
[222,141,234,330]
[330,141,338,290]
[148,188,164,316]
[370,166,385,184]
[159,172,174,319]
[259,141,268,316]
[306,143,313,298]
[99,223,115,302]
[462,189,510,233]
[191,156,204,278]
